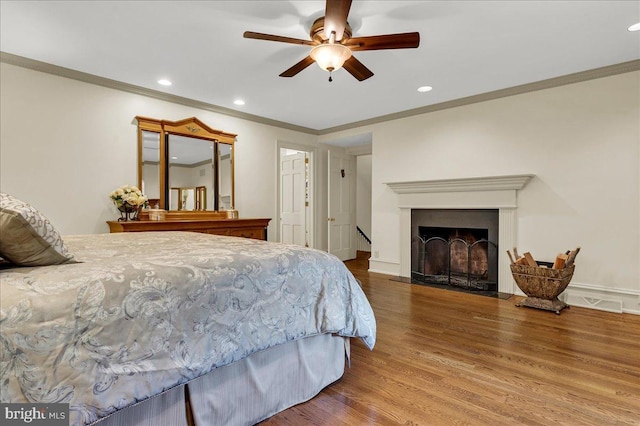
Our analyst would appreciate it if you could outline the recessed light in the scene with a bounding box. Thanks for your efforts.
[158,79,172,86]
[628,23,640,32]
[171,156,178,160]
[234,99,245,106]
[417,86,433,93]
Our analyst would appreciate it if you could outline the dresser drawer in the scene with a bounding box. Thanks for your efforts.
[228,227,265,240]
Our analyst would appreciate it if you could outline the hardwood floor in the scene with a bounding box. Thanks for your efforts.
[263,252,640,425]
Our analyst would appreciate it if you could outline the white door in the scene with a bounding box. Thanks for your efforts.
[328,150,356,261]
[280,152,307,246]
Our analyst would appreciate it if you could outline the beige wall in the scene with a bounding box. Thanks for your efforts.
[1,61,638,312]
[0,62,330,248]
[322,71,640,313]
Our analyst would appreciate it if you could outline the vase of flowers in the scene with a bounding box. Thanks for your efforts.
[109,185,149,221]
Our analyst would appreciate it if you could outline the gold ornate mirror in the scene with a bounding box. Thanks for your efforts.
[136,116,236,214]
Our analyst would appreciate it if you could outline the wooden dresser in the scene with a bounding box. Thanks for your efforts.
[107,218,271,241]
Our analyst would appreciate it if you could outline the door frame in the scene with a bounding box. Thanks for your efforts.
[276,140,316,249]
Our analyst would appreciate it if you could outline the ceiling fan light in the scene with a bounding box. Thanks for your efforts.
[310,43,352,72]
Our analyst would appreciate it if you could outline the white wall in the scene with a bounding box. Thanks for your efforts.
[356,154,372,239]
[0,62,330,248]
[324,71,640,313]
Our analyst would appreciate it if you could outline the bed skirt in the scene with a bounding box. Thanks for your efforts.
[95,334,349,426]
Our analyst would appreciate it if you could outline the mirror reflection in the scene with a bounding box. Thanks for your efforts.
[168,135,214,211]
[169,186,207,210]
[218,143,233,210]
[141,131,161,208]
[196,186,207,210]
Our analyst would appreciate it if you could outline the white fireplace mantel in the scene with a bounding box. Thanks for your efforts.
[385,174,534,294]
[385,174,534,194]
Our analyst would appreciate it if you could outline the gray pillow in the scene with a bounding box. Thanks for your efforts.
[0,193,76,266]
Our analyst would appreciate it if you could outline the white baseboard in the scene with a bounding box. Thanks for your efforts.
[368,258,400,276]
[561,281,640,315]
[364,265,640,316]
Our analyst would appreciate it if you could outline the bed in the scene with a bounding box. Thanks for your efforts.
[0,193,376,426]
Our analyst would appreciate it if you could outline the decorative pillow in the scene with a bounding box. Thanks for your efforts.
[0,193,76,266]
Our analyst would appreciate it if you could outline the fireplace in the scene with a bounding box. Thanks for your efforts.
[411,209,498,292]
[384,174,534,295]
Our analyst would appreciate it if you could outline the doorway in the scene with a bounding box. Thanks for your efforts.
[323,132,372,261]
[278,145,314,248]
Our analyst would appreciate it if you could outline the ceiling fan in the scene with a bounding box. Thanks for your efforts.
[243,0,420,82]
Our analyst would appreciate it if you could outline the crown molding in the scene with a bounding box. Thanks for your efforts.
[2,51,638,136]
[319,59,640,135]
[0,51,318,135]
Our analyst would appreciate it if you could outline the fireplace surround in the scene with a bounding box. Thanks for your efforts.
[412,210,499,292]
[386,174,534,294]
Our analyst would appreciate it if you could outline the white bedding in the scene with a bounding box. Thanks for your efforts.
[0,232,376,425]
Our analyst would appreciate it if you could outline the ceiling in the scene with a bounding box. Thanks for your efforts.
[1,1,639,143]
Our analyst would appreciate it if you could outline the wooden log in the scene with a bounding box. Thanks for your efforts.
[553,253,568,269]
[513,247,520,259]
[565,247,581,267]
[515,256,528,265]
[507,250,515,264]
[523,252,538,267]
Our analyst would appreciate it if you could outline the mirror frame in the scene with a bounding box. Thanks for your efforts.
[136,116,236,215]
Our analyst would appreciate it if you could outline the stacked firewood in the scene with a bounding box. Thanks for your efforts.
[507,247,580,269]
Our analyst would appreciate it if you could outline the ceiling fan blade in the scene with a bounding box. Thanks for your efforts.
[344,32,420,51]
[342,56,373,81]
[243,31,316,46]
[279,56,316,77]
[324,0,352,41]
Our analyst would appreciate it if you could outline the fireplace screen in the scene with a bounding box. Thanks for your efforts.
[412,226,498,291]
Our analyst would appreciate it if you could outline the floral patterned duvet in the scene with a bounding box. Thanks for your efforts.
[0,232,376,425]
